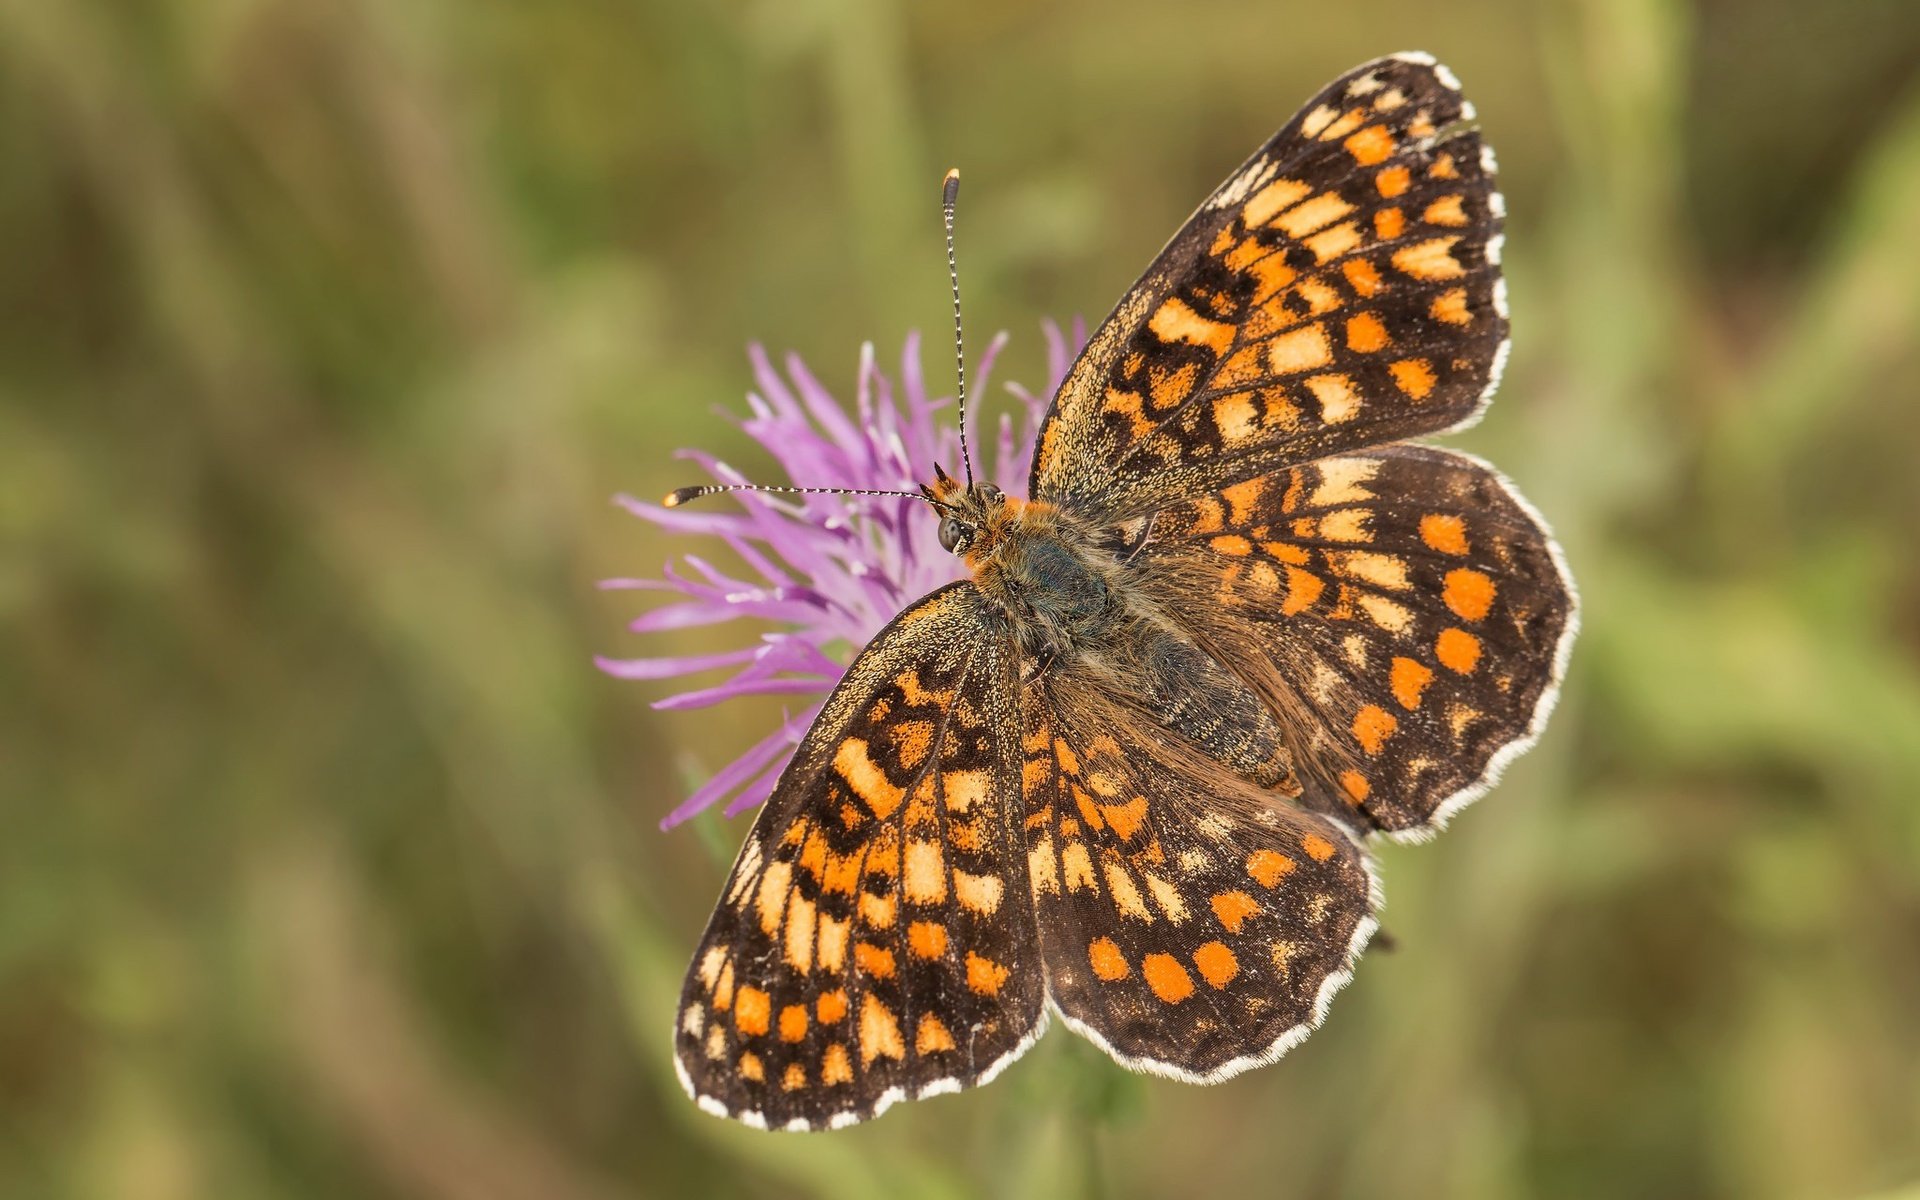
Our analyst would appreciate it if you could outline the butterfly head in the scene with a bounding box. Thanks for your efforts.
[923,463,1005,557]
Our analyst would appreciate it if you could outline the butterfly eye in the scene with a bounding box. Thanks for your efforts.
[938,517,971,554]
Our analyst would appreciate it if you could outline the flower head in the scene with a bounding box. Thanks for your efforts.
[599,322,1083,828]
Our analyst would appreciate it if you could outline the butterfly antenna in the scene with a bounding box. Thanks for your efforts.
[663,482,955,512]
[941,168,975,488]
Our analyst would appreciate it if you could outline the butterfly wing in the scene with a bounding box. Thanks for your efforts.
[674,582,1045,1129]
[1019,669,1377,1079]
[1134,444,1577,838]
[1032,53,1506,523]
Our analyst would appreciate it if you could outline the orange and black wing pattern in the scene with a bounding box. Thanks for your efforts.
[1136,445,1577,838]
[673,583,1045,1130]
[1033,53,1507,523]
[1018,672,1377,1080]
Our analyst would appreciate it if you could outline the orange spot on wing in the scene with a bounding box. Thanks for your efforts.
[1304,373,1361,423]
[1420,513,1469,554]
[1265,322,1333,375]
[1214,393,1259,444]
[1104,859,1152,920]
[738,1051,765,1082]
[1220,477,1266,523]
[1375,165,1411,197]
[954,869,1004,915]
[1392,237,1465,281]
[1213,346,1267,390]
[1443,567,1497,620]
[916,1013,957,1055]
[1390,358,1438,399]
[1436,626,1483,674]
[783,1062,807,1091]
[1316,108,1367,142]
[798,827,827,877]
[1211,534,1253,557]
[1274,192,1354,238]
[1342,258,1384,297]
[1429,287,1473,326]
[1299,103,1341,138]
[1374,207,1406,241]
[1242,177,1313,227]
[854,942,896,979]
[822,1043,853,1085]
[1352,704,1399,754]
[817,988,849,1024]
[1345,312,1390,352]
[754,862,792,936]
[1180,498,1224,536]
[1301,833,1337,863]
[1344,124,1395,165]
[1281,566,1325,615]
[1142,953,1195,1003]
[889,719,933,771]
[1149,360,1201,409]
[1339,770,1371,803]
[1053,737,1081,774]
[859,994,905,1064]
[908,920,947,959]
[834,738,904,820]
[1424,194,1469,226]
[734,987,771,1037]
[858,890,896,928]
[1211,890,1261,933]
[783,895,816,972]
[1193,941,1240,988]
[966,951,1011,997]
[1150,296,1236,355]
[1305,221,1363,263]
[943,768,989,812]
[903,839,947,903]
[1247,849,1296,888]
[1101,795,1149,842]
[1294,276,1344,315]
[1089,937,1130,981]
[779,1004,808,1043]
[1223,234,1268,272]
[1391,656,1435,710]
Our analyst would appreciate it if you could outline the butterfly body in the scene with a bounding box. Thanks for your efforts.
[670,52,1577,1130]
[937,483,1117,658]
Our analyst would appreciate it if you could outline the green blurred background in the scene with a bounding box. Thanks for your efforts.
[5,1,1919,1196]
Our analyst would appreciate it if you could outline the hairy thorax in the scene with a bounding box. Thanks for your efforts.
[931,485,1301,795]
[960,498,1121,658]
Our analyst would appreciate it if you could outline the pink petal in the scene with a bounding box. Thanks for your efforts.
[593,646,762,679]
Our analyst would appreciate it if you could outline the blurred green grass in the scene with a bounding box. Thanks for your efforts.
[3,1,1918,1197]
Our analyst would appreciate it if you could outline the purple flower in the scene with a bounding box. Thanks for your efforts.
[599,322,1085,828]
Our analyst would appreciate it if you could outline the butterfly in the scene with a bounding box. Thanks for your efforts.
[664,52,1577,1130]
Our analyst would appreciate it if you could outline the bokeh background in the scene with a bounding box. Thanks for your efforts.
[5,1,1920,1197]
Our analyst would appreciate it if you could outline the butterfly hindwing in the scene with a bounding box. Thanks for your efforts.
[1018,670,1377,1079]
[674,583,1046,1129]
[1033,53,1507,523]
[1135,444,1577,837]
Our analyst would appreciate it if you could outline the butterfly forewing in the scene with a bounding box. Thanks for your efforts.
[1018,673,1377,1079]
[1033,53,1508,523]
[1137,445,1576,836]
[674,583,1046,1130]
